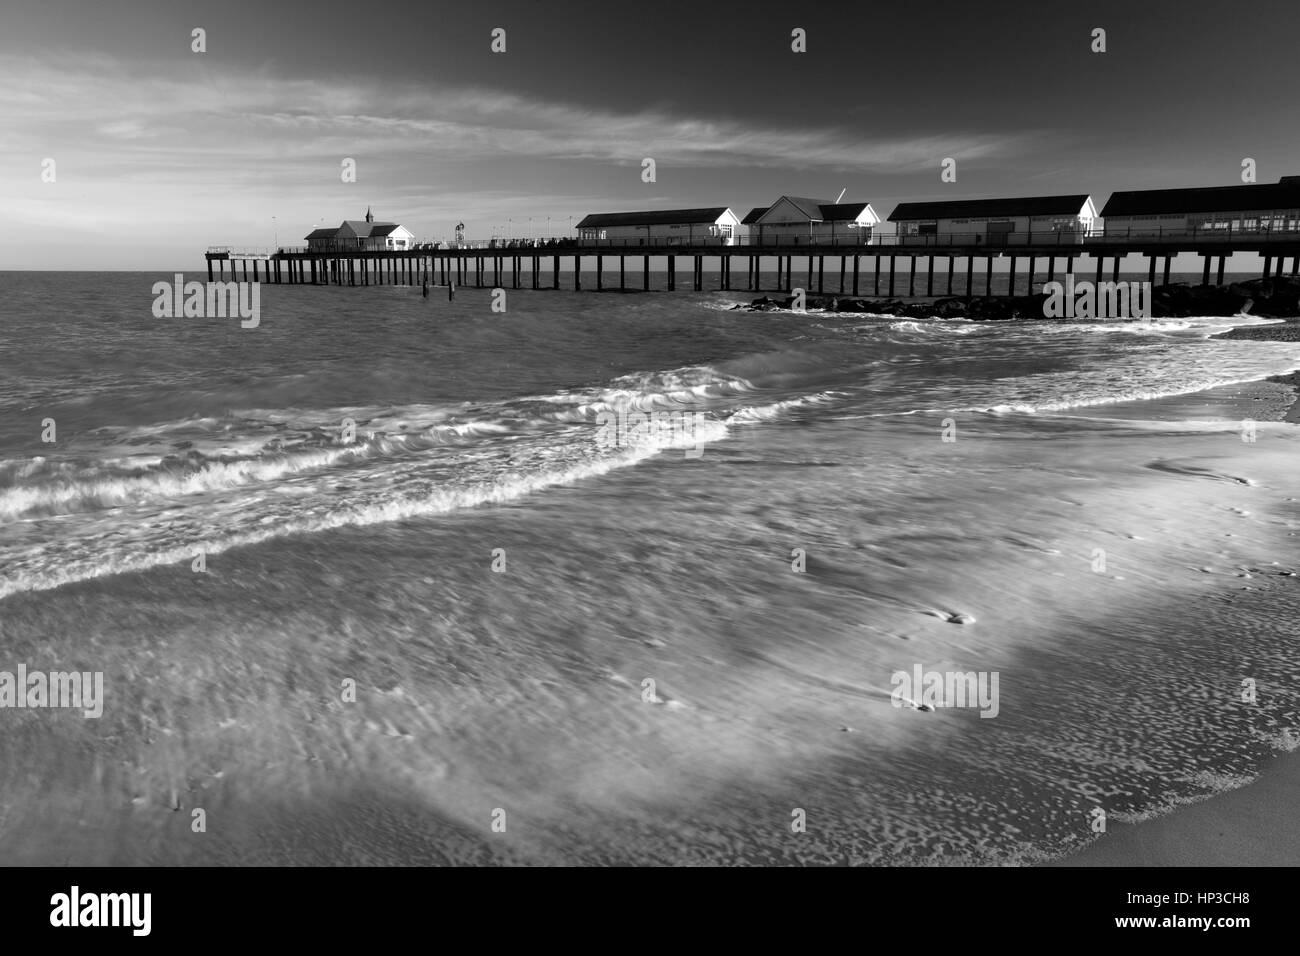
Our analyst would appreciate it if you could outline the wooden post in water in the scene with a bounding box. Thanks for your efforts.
[1162,256,1171,284]
[644,255,650,291]
[620,255,626,291]
[888,255,896,296]
[575,255,582,291]
[1217,256,1227,285]
[907,255,915,297]
[1263,256,1273,279]
[1201,254,1211,285]
[1147,255,1157,286]
[984,257,993,297]
[1047,256,1055,284]
[852,255,860,296]
[1026,256,1035,294]
[926,255,934,296]
[1007,256,1016,297]
[667,255,675,291]
[1111,257,1120,283]
[596,255,603,291]
[839,256,845,294]
[1095,255,1104,285]
[947,256,954,295]
[874,256,881,295]
[965,256,973,302]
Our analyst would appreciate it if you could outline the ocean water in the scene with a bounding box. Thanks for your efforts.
[1,270,1298,865]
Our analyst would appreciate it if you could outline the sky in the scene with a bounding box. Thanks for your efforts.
[3,0,1299,269]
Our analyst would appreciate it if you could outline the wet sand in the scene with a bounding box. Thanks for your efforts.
[1055,746,1300,866]
[1051,372,1300,867]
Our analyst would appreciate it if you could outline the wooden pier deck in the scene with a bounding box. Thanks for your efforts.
[206,232,1300,300]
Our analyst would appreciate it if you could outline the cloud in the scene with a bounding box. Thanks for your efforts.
[0,52,1036,266]
[0,52,1025,173]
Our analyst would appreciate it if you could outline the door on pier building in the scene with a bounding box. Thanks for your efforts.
[986,220,1014,247]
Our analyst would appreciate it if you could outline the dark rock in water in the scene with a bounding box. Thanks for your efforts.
[1216,321,1300,341]
[735,275,1300,322]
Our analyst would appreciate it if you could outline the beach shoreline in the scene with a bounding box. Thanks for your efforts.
[1045,373,1300,867]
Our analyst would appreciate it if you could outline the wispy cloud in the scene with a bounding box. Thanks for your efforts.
[0,52,1036,266]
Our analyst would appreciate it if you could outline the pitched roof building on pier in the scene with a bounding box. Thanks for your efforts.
[1100,177,1300,235]
[887,195,1096,243]
[305,207,414,252]
[575,207,741,244]
[747,196,879,244]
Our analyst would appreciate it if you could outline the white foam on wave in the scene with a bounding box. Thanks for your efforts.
[0,445,365,521]
[725,391,841,424]
[0,423,721,600]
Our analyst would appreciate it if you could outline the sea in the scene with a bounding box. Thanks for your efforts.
[1,269,1298,865]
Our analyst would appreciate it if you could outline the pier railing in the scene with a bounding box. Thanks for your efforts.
[207,223,1300,259]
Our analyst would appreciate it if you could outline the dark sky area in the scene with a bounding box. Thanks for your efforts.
[3,0,1297,267]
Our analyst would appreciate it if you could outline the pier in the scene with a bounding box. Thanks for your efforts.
[206,230,1300,302]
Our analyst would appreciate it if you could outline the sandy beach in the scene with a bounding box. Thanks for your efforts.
[1052,369,1300,867]
[1055,746,1300,866]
